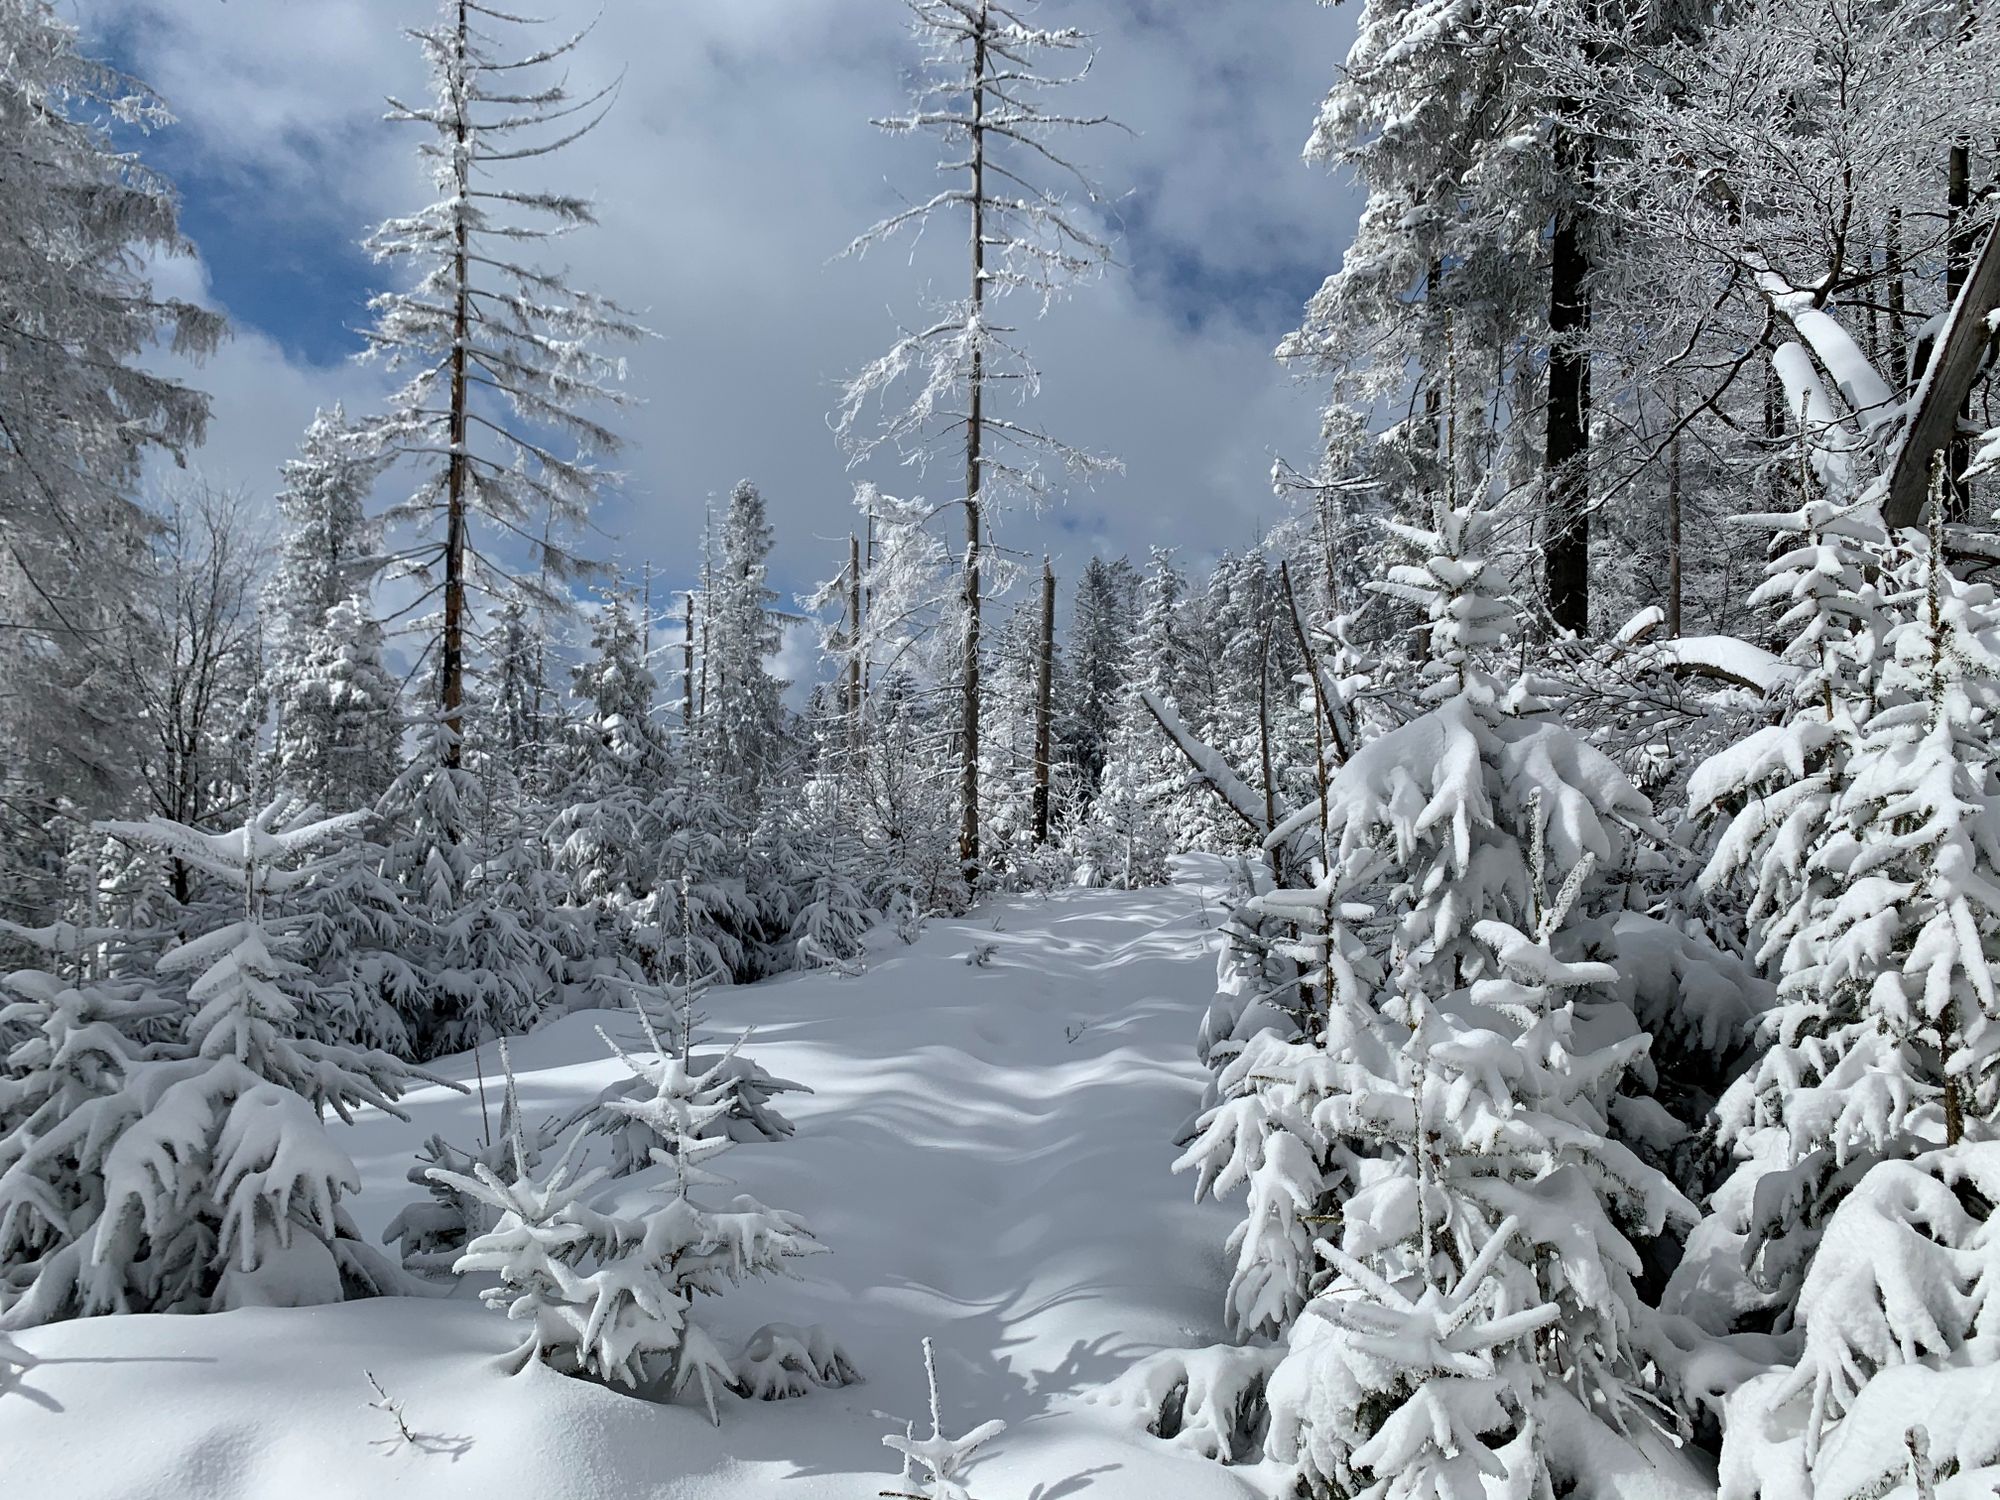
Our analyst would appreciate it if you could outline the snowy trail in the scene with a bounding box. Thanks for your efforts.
[3,862,1259,1500]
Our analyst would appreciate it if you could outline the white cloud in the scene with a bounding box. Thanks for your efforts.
[136,247,393,510]
[80,0,1362,627]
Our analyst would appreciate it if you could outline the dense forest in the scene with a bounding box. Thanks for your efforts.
[4,0,2000,1498]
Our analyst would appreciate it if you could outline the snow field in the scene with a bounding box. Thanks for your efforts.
[3,862,1258,1500]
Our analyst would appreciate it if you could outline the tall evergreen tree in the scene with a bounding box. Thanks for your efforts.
[264,407,382,703]
[707,481,788,802]
[275,597,402,819]
[0,0,221,869]
[1059,556,1139,801]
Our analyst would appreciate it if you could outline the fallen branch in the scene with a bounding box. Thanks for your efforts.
[1139,690,1269,839]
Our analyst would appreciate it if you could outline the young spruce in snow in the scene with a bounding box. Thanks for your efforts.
[0,801,426,1326]
[1174,493,1697,1497]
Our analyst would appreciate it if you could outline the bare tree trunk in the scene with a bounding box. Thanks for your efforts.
[682,592,695,729]
[863,503,876,707]
[1032,556,1055,846]
[698,518,712,734]
[1256,604,1277,836]
[1947,140,1974,519]
[1888,206,1909,392]
[958,5,989,874]
[1421,256,1445,528]
[1316,488,1339,613]
[843,532,863,761]
[1281,559,1350,764]
[1667,415,1683,638]
[1544,134,1593,637]
[1279,562,1333,882]
[440,0,472,766]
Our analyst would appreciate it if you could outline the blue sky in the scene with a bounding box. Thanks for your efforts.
[77,0,1363,651]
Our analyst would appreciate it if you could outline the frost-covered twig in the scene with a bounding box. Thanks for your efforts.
[880,1337,1005,1500]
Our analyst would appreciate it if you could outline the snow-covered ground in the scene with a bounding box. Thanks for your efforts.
[2,861,1258,1500]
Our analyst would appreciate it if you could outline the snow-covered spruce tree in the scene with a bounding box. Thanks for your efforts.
[265,407,380,639]
[567,1002,809,1178]
[1708,503,2000,1492]
[751,785,878,975]
[1672,468,1900,1334]
[1120,548,1225,853]
[276,597,402,820]
[264,406,386,777]
[1173,493,1696,1496]
[551,585,668,914]
[1059,555,1139,805]
[1284,0,1604,630]
[380,719,563,1058]
[1171,865,1385,1347]
[1690,487,1891,966]
[976,595,1042,868]
[482,592,560,794]
[0,921,172,1311]
[558,584,776,993]
[834,486,968,916]
[358,0,645,767]
[0,801,427,1326]
[1070,550,1228,886]
[1066,714,1172,891]
[857,669,968,922]
[436,1025,831,1418]
[286,812,422,1056]
[1186,857,1310,1113]
[0,0,222,903]
[262,404,399,820]
[382,1041,558,1276]
[839,0,1121,871]
[705,480,790,806]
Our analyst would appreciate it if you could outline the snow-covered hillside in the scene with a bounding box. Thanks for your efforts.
[1,863,1256,1500]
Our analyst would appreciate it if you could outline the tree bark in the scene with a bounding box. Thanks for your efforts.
[698,516,712,733]
[682,591,695,729]
[440,0,472,766]
[1946,140,1973,519]
[1887,206,1909,392]
[1666,418,1683,638]
[1032,557,1055,846]
[959,6,989,873]
[863,504,876,707]
[1256,603,1277,837]
[847,532,863,754]
[1543,134,1593,637]
[1883,221,2000,528]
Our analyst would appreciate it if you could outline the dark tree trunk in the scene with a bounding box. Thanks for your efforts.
[847,532,863,754]
[441,0,472,766]
[959,8,989,874]
[1666,423,1683,639]
[1031,558,1055,846]
[1946,141,1974,519]
[1544,135,1593,637]
[682,592,694,729]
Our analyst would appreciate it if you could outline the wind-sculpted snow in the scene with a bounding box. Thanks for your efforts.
[0,863,1259,1500]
